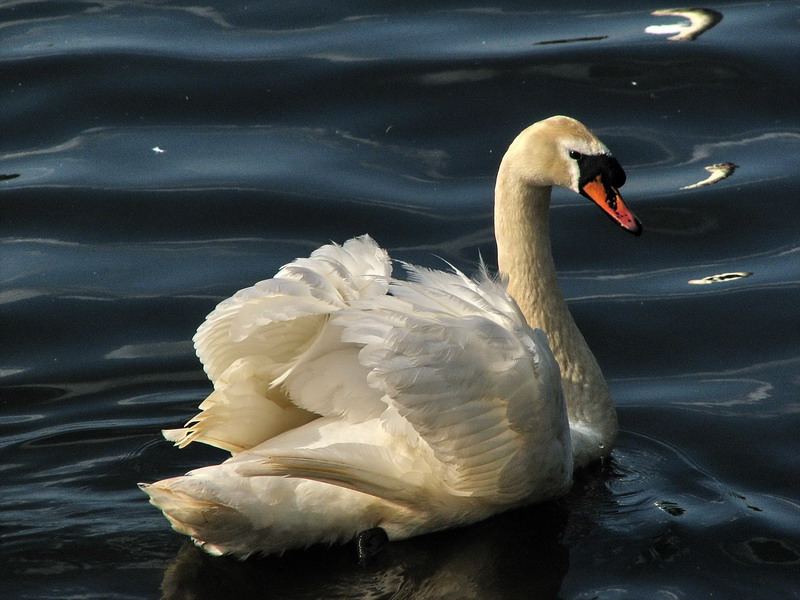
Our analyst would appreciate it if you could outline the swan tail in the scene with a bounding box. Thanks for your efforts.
[140,463,397,557]
[139,480,254,556]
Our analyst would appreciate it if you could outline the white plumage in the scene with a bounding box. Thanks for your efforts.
[141,116,641,558]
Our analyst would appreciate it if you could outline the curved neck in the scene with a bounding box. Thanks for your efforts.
[494,162,617,468]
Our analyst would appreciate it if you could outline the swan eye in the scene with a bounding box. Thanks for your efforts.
[569,150,582,160]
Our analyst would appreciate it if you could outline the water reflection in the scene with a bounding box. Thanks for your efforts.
[525,58,741,93]
[680,162,738,189]
[156,429,796,600]
[723,537,800,565]
[159,502,570,599]
[0,124,450,199]
[688,272,752,285]
[684,131,800,167]
[646,8,723,41]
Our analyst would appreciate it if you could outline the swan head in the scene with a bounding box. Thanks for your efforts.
[505,116,642,235]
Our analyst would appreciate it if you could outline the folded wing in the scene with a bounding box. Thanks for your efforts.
[167,238,571,507]
[164,236,393,453]
[325,264,570,504]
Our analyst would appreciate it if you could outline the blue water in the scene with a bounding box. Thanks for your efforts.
[2,2,799,598]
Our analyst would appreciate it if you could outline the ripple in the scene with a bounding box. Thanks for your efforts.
[723,537,800,566]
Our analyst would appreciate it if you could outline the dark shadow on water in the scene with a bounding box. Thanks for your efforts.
[158,498,574,600]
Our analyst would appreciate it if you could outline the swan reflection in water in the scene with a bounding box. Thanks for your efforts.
[154,453,625,599]
[155,426,795,598]
[158,499,573,600]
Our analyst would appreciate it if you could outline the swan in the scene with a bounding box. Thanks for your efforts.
[140,115,641,560]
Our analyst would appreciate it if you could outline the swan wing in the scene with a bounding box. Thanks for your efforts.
[194,235,392,382]
[212,264,569,508]
[164,236,392,453]
[331,265,571,504]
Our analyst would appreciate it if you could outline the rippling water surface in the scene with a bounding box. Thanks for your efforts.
[2,2,799,599]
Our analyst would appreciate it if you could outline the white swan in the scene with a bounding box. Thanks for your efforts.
[140,116,641,559]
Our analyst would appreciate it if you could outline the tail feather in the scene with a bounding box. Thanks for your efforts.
[139,472,389,558]
[139,480,254,555]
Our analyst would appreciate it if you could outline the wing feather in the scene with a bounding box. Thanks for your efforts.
[233,443,427,507]
[167,235,570,506]
[170,236,392,453]
[334,267,568,502]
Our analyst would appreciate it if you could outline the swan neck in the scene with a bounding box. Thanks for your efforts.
[494,163,617,467]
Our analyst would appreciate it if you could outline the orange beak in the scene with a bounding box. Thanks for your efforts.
[581,175,642,235]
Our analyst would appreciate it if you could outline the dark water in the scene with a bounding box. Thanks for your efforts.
[2,1,799,598]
